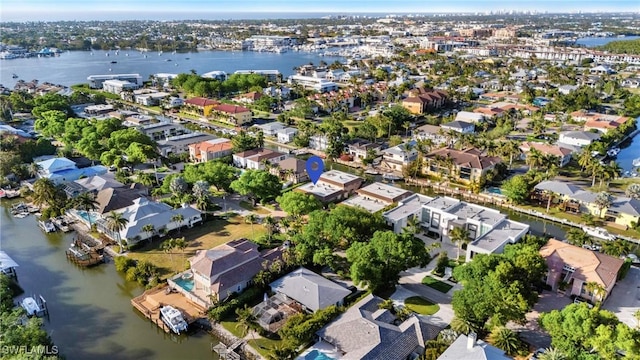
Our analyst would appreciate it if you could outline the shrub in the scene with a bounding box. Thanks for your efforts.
[207,286,262,322]
[114,256,136,272]
[434,252,449,276]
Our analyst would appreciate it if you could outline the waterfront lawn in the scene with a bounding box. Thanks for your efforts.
[127,215,266,276]
[422,276,453,293]
[404,296,440,315]
[248,337,282,358]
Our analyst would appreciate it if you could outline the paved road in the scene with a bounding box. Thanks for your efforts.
[603,266,640,328]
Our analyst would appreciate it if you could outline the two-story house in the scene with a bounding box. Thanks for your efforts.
[188,138,233,163]
[381,141,418,172]
[423,147,502,183]
[520,142,573,167]
[401,88,448,115]
[345,138,383,163]
[440,120,475,134]
[232,148,288,170]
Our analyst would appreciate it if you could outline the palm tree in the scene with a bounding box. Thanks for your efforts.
[625,183,640,200]
[449,226,471,262]
[538,348,566,360]
[171,214,185,233]
[578,149,595,172]
[403,121,411,137]
[587,161,606,188]
[262,216,278,244]
[601,239,632,257]
[594,192,612,218]
[602,161,622,187]
[160,238,176,270]
[565,228,591,247]
[136,172,155,187]
[245,214,258,238]
[449,316,478,335]
[105,211,129,253]
[526,148,545,170]
[27,162,42,179]
[141,223,155,243]
[234,305,256,339]
[174,237,187,266]
[584,281,606,303]
[74,192,99,228]
[488,326,522,356]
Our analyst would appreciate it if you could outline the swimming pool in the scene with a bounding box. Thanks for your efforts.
[173,277,194,292]
[304,350,336,360]
[487,187,503,195]
[75,210,94,223]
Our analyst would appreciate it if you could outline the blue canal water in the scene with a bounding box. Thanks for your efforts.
[0,49,344,88]
[575,36,640,48]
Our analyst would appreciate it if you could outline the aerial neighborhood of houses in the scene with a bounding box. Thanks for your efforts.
[2,10,640,360]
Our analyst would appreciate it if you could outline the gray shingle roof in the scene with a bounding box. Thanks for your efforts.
[438,334,512,360]
[534,180,582,196]
[269,267,351,312]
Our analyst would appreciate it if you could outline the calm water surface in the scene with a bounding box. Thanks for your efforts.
[0,50,343,88]
[575,36,640,47]
[0,201,219,360]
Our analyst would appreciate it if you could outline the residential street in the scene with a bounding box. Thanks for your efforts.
[603,266,640,329]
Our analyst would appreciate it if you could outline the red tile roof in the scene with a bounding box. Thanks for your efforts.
[214,104,251,114]
[185,97,219,107]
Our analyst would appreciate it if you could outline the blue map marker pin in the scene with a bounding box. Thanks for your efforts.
[306,156,324,184]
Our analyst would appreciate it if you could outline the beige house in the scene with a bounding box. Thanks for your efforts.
[540,239,624,302]
[423,147,502,183]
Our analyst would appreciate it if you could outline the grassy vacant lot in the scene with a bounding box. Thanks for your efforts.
[422,276,454,293]
[238,201,271,215]
[127,215,266,277]
[404,296,440,315]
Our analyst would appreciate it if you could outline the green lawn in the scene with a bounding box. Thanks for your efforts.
[422,276,454,293]
[404,296,440,315]
[238,200,271,215]
[127,215,266,277]
[221,319,246,338]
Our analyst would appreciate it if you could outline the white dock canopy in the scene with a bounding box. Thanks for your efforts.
[0,250,19,273]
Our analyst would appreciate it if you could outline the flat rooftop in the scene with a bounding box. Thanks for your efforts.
[297,182,343,199]
[470,219,530,252]
[356,182,411,203]
[423,196,460,212]
[448,202,506,226]
[384,193,434,222]
[341,196,388,213]
[319,170,362,186]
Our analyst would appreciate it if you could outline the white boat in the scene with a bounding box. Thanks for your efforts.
[364,169,380,175]
[14,212,28,219]
[633,158,640,167]
[382,173,403,181]
[160,306,188,334]
[606,147,620,157]
[39,220,56,233]
[584,227,616,241]
[21,296,44,317]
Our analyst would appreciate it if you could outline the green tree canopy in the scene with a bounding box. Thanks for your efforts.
[501,175,533,204]
[276,191,322,217]
[230,169,282,205]
[346,230,430,293]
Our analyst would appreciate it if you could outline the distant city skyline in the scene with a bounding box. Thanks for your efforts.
[1,0,638,21]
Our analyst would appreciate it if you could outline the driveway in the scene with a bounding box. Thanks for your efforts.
[508,291,572,350]
[603,266,640,328]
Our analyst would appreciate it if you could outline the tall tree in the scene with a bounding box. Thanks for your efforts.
[276,191,322,218]
[230,170,282,206]
[171,214,185,233]
[73,192,99,228]
[244,214,258,238]
[105,211,129,253]
[449,226,471,262]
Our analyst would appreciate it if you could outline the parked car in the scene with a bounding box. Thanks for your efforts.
[531,348,546,360]
[574,297,594,308]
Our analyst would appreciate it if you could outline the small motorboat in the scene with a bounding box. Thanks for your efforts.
[21,296,44,317]
[110,61,117,64]
[39,220,56,233]
[382,173,403,181]
[584,226,616,241]
[633,157,640,167]
[160,305,188,334]
[12,73,18,79]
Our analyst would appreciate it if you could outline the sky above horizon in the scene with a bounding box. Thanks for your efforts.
[1,0,638,21]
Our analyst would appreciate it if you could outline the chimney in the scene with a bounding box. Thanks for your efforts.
[467,332,477,350]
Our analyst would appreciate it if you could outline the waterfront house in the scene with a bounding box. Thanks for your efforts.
[232,148,287,170]
[187,239,282,303]
[381,141,418,172]
[296,170,364,203]
[437,333,511,360]
[233,91,263,104]
[312,294,439,359]
[309,134,330,151]
[94,187,147,215]
[423,147,501,183]
[557,131,602,148]
[276,127,298,144]
[102,79,140,94]
[157,132,217,157]
[269,267,351,313]
[96,198,202,246]
[345,138,383,163]
[534,180,640,228]
[64,174,124,197]
[36,157,107,185]
[188,138,233,163]
[342,182,412,213]
[256,122,286,136]
[540,239,624,302]
[383,194,529,261]
[455,111,485,123]
[519,142,573,167]
[140,123,189,141]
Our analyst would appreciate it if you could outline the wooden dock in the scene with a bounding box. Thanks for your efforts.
[211,339,244,360]
[65,235,105,267]
[131,285,206,334]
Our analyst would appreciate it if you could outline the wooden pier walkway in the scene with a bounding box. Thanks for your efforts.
[131,285,206,334]
[211,339,245,360]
